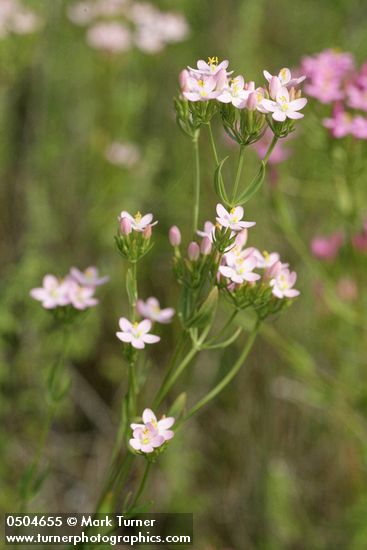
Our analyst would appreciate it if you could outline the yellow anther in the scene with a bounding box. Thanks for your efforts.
[198,79,204,87]
[134,211,142,222]
[133,322,139,328]
[208,56,218,66]
[280,68,288,80]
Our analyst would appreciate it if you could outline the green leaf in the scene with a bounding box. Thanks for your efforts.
[236,161,266,205]
[168,392,187,419]
[186,287,218,329]
[214,157,230,206]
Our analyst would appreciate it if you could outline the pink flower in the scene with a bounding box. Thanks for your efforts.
[116,318,160,349]
[346,83,367,112]
[351,115,367,139]
[310,232,344,261]
[30,275,70,309]
[269,263,300,299]
[67,281,98,310]
[169,225,181,247]
[200,236,212,255]
[187,241,200,261]
[118,210,157,232]
[131,408,175,441]
[105,142,140,168]
[86,22,131,53]
[67,2,96,25]
[253,249,280,268]
[219,254,260,284]
[188,57,232,77]
[216,204,255,232]
[323,105,353,138]
[197,221,216,242]
[264,67,306,88]
[137,297,175,324]
[69,266,109,287]
[262,87,307,121]
[217,75,250,108]
[129,423,165,453]
[183,75,221,102]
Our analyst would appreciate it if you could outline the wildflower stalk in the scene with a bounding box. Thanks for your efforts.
[192,131,201,234]
[263,135,278,165]
[207,121,219,164]
[232,145,245,201]
[127,462,152,513]
[181,320,260,423]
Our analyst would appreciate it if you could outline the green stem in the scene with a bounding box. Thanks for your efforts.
[130,262,138,321]
[263,135,278,165]
[181,322,259,423]
[205,310,238,346]
[208,122,219,164]
[192,133,201,235]
[127,462,151,512]
[232,145,245,202]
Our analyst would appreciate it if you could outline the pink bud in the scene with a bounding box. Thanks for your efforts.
[143,224,152,240]
[246,92,257,111]
[289,86,296,101]
[269,76,281,99]
[187,241,200,261]
[120,217,132,235]
[200,236,212,256]
[169,225,181,247]
[179,69,190,92]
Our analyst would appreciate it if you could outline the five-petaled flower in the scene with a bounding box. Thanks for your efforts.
[262,87,307,121]
[116,318,160,349]
[183,76,221,102]
[216,204,256,232]
[269,262,300,299]
[263,67,306,88]
[119,210,157,232]
[70,266,109,287]
[129,408,175,453]
[137,297,175,324]
[217,75,250,108]
[30,275,70,309]
[219,255,260,284]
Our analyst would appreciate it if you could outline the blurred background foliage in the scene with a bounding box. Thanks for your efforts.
[1,0,367,549]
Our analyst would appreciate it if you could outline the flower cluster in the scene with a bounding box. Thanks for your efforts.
[0,0,42,37]
[310,219,367,262]
[105,141,140,168]
[30,267,108,313]
[300,49,367,139]
[68,0,189,55]
[129,408,175,454]
[116,209,156,261]
[176,57,307,142]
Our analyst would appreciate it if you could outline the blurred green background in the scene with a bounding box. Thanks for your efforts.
[1,1,367,549]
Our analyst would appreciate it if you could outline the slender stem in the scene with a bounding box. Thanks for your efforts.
[130,262,137,321]
[181,322,260,423]
[127,462,151,512]
[232,145,245,202]
[208,122,219,164]
[263,135,278,165]
[192,133,200,235]
[205,310,238,346]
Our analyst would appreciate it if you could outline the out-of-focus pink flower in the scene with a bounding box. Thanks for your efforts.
[30,275,70,309]
[118,210,157,232]
[169,225,181,247]
[12,11,41,34]
[269,262,300,299]
[0,0,42,36]
[301,49,354,104]
[105,142,140,168]
[252,128,292,165]
[86,22,131,53]
[336,277,358,302]
[137,297,175,324]
[262,87,307,121]
[352,222,367,251]
[351,115,367,139]
[67,281,98,310]
[187,241,200,261]
[323,104,353,138]
[69,266,109,287]
[310,231,344,261]
[346,83,367,112]
[216,204,255,232]
[116,318,160,349]
[200,236,212,256]
[67,2,96,25]
[131,408,175,441]
[93,0,127,17]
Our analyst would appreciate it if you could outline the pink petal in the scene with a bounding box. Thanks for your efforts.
[158,417,175,429]
[140,213,153,226]
[287,111,304,120]
[162,430,174,440]
[119,317,132,331]
[116,331,133,343]
[216,203,229,218]
[142,334,160,344]
[131,338,145,349]
[138,319,152,333]
[143,409,157,424]
[289,98,307,110]
[129,439,141,451]
[272,111,287,122]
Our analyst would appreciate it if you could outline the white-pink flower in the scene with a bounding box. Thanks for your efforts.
[116,318,160,349]
[262,87,307,121]
[253,249,280,269]
[216,204,256,232]
[137,297,175,324]
[219,255,260,284]
[217,75,250,108]
[188,57,231,77]
[183,75,221,102]
[86,22,131,53]
[30,275,70,309]
[197,220,216,242]
[131,408,175,441]
[67,281,98,310]
[263,67,306,88]
[105,142,140,168]
[269,263,300,299]
[119,210,157,232]
[129,424,165,453]
[69,266,109,287]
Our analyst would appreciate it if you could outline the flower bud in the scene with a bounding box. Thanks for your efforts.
[246,92,257,111]
[120,217,132,235]
[200,236,212,256]
[187,241,200,261]
[269,76,280,99]
[143,224,152,240]
[289,86,296,101]
[179,69,190,92]
[169,225,181,247]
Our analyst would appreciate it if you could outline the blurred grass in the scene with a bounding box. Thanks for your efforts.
[1,0,367,548]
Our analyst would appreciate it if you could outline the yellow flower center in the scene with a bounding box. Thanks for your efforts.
[134,211,142,222]
[280,68,288,81]
[208,56,218,66]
